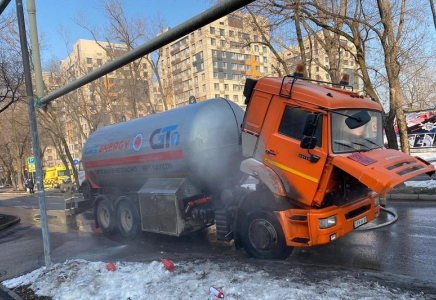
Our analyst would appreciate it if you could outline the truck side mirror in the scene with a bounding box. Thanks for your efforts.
[303,113,318,136]
[300,136,317,149]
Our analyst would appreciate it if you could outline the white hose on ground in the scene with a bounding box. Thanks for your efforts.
[356,207,398,231]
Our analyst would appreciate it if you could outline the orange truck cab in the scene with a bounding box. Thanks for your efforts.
[238,73,434,258]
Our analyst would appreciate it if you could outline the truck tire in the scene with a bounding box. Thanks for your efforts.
[241,210,293,259]
[116,199,140,239]
[96,198,116,235]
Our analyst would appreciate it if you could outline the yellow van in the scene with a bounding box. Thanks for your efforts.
[43,166,74,188]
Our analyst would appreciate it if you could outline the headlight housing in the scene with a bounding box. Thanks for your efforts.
[319,215,337,229]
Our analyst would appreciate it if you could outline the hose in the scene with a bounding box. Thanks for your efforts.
[356,206,398,231]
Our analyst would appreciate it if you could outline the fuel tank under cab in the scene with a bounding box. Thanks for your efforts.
[82,98,245,193]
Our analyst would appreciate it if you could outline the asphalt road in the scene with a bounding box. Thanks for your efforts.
[1,189,436,291]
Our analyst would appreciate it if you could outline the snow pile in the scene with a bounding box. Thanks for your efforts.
[2,259,430,300]
[404,179,436,189]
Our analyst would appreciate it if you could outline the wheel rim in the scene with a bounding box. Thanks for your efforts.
[248,218,278,251]
[120,207,133,232]
[99,206,111,229]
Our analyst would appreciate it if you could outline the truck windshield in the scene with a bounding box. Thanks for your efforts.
[331,109,383,153]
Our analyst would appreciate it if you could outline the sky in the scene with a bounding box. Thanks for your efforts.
[7,0,213,66]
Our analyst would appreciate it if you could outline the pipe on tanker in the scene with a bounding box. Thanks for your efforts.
[40,0,255,105]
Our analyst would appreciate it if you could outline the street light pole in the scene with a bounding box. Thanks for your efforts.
[15,0,51,266]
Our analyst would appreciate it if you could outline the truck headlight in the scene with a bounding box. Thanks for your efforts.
[319,215,336,229]
[374,197,380,207]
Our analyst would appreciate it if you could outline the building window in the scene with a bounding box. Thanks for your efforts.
[202,73,205,81]
[202,84,206,92]
[254,45,259,52]
[224,84,229,90]
[264,66,268,73]
[256,66,260,72]
[215,94,220,98]
[86,57,92,64]
[225,94,229,99]
[233,95,239,102]
[223,73,228,79]
[210,27,215,34]
[255,55,259,62]
[254,35,258,42]
[213,61,218,68]
[211,38,216,45]
[214,72,218,79]
[263,46,267,53]
[246,65,252,71]
[221,52,226,58]
[214,83,219,90]
[220,28,224,36]
[229,30,234,37]
[222,62,227,68]
[231,63,237,70]
[220,40,226,47]
[212,50,218,57]
[278,106,322,147]
[87,67,93,73]
[97,58,102,65]
[263,57,268,63]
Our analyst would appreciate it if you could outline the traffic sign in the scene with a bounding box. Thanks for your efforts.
[27,156,35,173]
[73,159,79,165]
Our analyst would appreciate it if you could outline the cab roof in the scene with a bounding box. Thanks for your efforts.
[255,77,382,111]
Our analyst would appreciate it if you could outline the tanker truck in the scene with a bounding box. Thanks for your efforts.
[80,71,435,259]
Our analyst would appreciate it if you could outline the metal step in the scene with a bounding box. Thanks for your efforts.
[215,209,232,241]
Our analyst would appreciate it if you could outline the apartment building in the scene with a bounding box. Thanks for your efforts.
[159,13,273,109]
[41,39,155,168]
[276,32,362,91]
[57,39,154,160]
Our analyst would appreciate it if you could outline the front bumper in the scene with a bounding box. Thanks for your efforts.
[276,195,380,247]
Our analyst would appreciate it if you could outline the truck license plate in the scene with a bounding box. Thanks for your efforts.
[353,216,367,229]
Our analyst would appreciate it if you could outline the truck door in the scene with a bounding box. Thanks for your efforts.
[263,103,327,206]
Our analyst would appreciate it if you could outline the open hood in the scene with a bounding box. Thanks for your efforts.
[332,149,435,195]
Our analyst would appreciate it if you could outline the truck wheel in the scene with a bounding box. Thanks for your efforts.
[241,211,293,259]
[96,199,116,235]
[116,200,140,239]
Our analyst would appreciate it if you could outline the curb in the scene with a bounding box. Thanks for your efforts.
[0,284,23,300]
[387,194,436,201]
[0,215,21,231]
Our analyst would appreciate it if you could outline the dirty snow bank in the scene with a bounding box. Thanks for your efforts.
[2,260,431,300]
[404,180,436,189]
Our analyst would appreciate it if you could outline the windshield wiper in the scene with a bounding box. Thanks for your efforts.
[334,141,359,151]
[364,138,383,149]
[350,142,371,151]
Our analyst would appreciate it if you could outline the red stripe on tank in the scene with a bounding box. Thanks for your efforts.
[84,149,184,169]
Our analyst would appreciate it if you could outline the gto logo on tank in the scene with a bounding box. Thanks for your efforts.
[150,125,180,150]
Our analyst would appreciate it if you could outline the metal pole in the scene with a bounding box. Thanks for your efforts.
[26,0,44,99]
[16,0,51,266]
[40,0,255,105]
[0,0,11,15]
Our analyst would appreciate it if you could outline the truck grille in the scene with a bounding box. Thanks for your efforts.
[345,204,370,220]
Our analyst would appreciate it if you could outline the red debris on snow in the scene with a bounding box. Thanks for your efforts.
[161,259,174,271]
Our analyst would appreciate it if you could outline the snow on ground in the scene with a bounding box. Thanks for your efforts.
[404,179,436,189]
[2,259,430,300]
